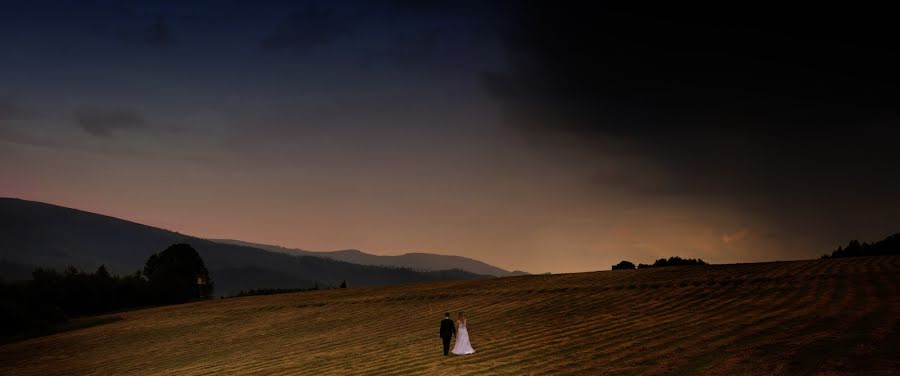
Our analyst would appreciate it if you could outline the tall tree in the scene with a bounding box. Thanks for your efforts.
[143,243,213,303]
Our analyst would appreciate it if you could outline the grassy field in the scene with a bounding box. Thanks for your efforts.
[1,256,898,375]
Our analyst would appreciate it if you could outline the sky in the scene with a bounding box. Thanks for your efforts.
[1,1,899,273]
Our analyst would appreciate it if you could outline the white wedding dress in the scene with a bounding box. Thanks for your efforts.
[452,321,475,355]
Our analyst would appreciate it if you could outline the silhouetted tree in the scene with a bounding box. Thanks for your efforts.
[95,265,110,279]
[637,256,707,269]
[0,265,158,339]
[612,261,636,270]
[143,243,213,303]
[1,244,222,340]
[822,233,900,258]
[340,280,347,288]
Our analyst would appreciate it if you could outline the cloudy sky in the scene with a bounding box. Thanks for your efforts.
[2,1,898,273]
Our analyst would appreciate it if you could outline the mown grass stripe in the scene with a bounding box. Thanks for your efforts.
[1,257,897,376]
[659,265,854,375]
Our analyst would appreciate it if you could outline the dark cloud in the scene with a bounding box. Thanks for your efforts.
[486,3,899,133]
[259,1,498,72]
[145,15,173,46]
[366,27,443,67]
[482,3,900,242]
[75,107,146,138]
[0,99,37,144]
[90,14,174,47]
[260,4,358,53]
[0,98,32,122]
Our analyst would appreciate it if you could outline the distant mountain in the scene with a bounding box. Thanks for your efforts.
[211,239,529,277]
[0,198,490,295]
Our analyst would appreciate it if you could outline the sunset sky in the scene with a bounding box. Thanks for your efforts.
[2,1,898,273]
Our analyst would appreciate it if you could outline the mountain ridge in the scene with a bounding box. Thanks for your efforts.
[0,198,490,295]
[210,238,529,277]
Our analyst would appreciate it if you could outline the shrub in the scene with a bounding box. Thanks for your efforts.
[612,261,636,270]
[637,257,708,269]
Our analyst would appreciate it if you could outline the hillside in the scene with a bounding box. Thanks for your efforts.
[1,256,897,375]
[0,198,488,295]
[213,239,528,277]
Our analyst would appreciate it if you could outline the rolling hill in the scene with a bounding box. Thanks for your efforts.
[0,198,489,295]
[1,256,896,375]
[212,239,528,277]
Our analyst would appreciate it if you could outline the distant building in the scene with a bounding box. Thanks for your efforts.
[197,275,209,298]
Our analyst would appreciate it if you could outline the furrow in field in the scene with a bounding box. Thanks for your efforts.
[559,278,819,375]
[480,286,741,374]
[1,257,898,376]
[661,264,855,375]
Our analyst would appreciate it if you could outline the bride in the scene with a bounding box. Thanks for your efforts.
[452,312,476,355]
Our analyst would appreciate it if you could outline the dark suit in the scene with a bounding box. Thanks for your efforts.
[439,318,456,355]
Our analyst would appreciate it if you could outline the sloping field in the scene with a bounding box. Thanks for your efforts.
[2,256,898,375]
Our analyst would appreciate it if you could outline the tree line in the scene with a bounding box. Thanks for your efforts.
[1,243,212,339]
[231,285,320,298]
[609,232,900,271]
[231,279,351,298]
[822,233,900,259]
[612,256,708,270]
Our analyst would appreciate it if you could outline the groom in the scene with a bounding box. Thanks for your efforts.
[439,312,456,356]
